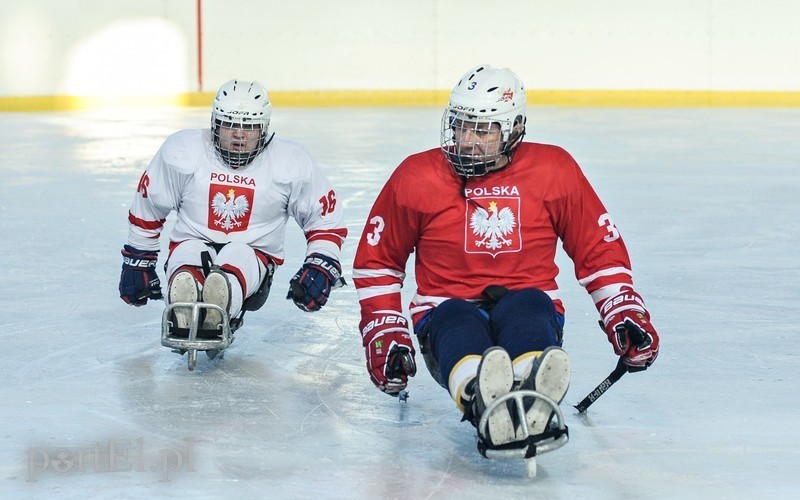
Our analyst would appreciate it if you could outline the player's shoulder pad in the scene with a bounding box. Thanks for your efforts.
[266,137,317,173]
[523,142,582,175]
[159,129,208,174]
[270,136,312,157]
[389,148,442,182]
[525,142,574,161]
[394,148,438,177]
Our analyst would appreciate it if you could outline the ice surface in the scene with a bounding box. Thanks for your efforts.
[1,106,798,498]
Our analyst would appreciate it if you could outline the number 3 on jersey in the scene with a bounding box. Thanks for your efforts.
[366,215,385,246]
[598,213,620,242]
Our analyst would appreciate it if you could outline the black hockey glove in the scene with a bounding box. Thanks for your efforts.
[119,245,162,306]
[287,253,344,312]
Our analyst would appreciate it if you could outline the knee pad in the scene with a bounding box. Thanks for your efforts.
[166,240,217,279]
[497,288,556,314]
[491,288,561,355]
[426,299,493,390]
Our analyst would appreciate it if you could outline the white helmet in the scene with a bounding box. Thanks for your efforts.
[211,79,273,168]
[441,65,527,177]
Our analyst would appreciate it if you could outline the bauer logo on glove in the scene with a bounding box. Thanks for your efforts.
[122,255,158,268]
[304,255,342,281]
[598,288,660,370]
[361,313,408,336]
[287,253,344,312]
[118,245,162,306]
[360,311,417,395]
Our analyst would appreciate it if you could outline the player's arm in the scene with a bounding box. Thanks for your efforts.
[552,154,659,370]
[285,151,348,312]
[119,146,183,306]
[353,172,419,395]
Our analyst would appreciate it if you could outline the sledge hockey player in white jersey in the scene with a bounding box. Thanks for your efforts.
[118,79,348,363]
[353,65,660,461]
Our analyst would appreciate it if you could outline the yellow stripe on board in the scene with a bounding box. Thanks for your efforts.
[0,94,198,112]
[526,90,800,107]
[2,90,800,111]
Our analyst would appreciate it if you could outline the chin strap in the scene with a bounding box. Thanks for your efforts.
[449,153,497,177]
[217,132,276,168]
[263,131,275,149]
[502,129,525,164]
[452,129,526,177]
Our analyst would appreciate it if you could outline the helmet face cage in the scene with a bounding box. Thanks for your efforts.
[440,65,527,177]
[211,80,272,168]
[441,111,515,177]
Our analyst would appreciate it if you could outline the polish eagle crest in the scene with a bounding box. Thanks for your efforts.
[212,188,250,231]
[470,201,517,251]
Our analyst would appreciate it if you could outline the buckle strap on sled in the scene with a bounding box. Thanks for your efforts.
[477,425,569,459]
[476,389,569,460]
[521,426,569,458]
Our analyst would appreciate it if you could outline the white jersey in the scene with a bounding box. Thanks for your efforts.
[127,129,347,265]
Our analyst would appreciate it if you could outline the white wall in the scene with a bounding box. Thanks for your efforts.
[1,0,799,98]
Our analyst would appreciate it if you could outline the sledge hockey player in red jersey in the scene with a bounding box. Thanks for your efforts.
[353,65,659,456]
[118,80,347,360]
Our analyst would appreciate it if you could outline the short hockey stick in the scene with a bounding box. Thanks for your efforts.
[574,319,648,413]
[573,357,629,413]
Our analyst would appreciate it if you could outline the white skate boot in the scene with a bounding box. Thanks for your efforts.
[201,268,231,334]
[469,347,570,474]
[516,346,571,437]
[466,347,517,449]
[168,269,200,332]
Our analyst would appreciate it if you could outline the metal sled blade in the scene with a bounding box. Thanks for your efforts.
[478,389,569,460]
[161,302,233,370]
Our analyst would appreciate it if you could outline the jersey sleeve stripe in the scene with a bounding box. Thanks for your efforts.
[306,228,348,245]
[353,268,406,280]
[307,233,344,247]
[577,266,632,287]
[128,212,166,230]
[353,276,399,289]
[356,284,402,301]
[589,283,628,304]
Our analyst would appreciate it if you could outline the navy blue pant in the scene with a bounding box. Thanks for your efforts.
[416,288,564,390]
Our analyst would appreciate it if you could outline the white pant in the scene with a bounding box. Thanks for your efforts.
[166,240,269,317]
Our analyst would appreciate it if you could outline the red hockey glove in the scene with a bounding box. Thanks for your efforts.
[598,288,660,371]
[119,245,162,306]
[360,311,417,395]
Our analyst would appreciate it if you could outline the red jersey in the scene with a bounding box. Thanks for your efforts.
[353,143,634,323]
